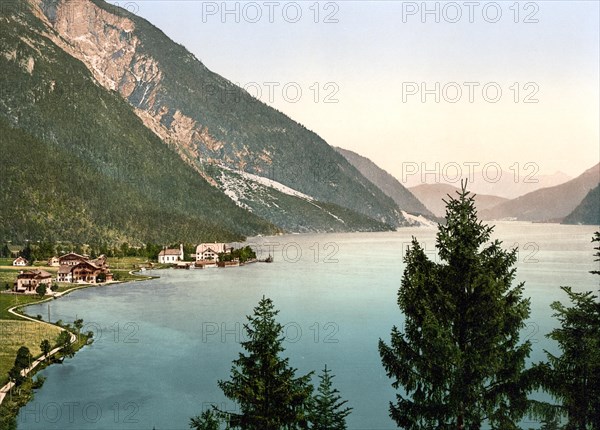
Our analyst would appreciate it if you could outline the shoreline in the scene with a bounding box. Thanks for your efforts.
[0,271,157,426]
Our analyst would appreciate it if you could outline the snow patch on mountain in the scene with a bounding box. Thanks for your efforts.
[221,166,314,201]
[216,167,346,225]
[401,211,438,228]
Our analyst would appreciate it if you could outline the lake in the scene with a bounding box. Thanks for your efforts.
[17,223,599,429]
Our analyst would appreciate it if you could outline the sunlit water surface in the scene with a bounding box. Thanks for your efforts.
[18,223,599,429]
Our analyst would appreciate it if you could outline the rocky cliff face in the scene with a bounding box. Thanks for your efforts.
[30,0,405,228]
[33,0,216,181]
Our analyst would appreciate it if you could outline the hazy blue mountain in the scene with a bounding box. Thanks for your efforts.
[402,167,572,199]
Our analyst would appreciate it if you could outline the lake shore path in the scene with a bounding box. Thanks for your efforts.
[0,304,77,405]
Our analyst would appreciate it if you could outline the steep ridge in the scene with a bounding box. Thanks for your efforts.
[335,147,436,219]
[0,1,278,243]
[33,0,405,228]
[562,184,600,225]
[480,164,600,222]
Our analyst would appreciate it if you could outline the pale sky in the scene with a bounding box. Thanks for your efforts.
[110,0,600,180]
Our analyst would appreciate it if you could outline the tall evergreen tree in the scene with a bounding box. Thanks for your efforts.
[379,182,533,429]
[37,239,55,259]
[309,365,352,430]
[535,232,600,429]
[215,296,313,429]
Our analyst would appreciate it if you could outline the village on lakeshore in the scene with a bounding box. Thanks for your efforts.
[1,242,267,297]
[157,242,265,269]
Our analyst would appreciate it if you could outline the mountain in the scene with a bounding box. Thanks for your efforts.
[0,2,278,243]
[32,0,405,229]
[461,170,572,199]
[335,147,436,219]
[409,184,508,218]
[562,184,600,225]
[402,168,572,199]
[0,0,401,243]
[480,164,600,222]
[204,165,392,233]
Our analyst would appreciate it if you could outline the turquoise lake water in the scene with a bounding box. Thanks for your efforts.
[17,223,599,429]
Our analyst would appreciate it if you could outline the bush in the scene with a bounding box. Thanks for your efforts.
[32,375,46,389]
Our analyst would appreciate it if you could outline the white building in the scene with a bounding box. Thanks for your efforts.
[195,243,229,262]
[158,244,184,264]
[12,256,28,266]
[47,256,60,267]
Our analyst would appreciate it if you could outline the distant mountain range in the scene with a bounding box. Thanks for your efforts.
[479,163,599,222]
[402,168,572,199]
[409,184,508,218]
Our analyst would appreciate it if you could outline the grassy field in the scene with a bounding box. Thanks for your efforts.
[107,256,152,269]
[0,320,62,386]
[0,267,21,290]
[0,294,48,320]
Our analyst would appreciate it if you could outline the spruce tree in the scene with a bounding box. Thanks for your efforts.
[379,182,533,429]
[309,365,352,430]
[216,296,313,429]
[536,232,600,429]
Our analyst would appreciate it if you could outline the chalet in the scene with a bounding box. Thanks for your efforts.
[195,243,230,262]
[47,256,60,267]
[71,261,112,283]
[12,257,28,266]
[57,253,112,284]
[158,244,184,264]
[59,253,87,266]
[14,269,52,294]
